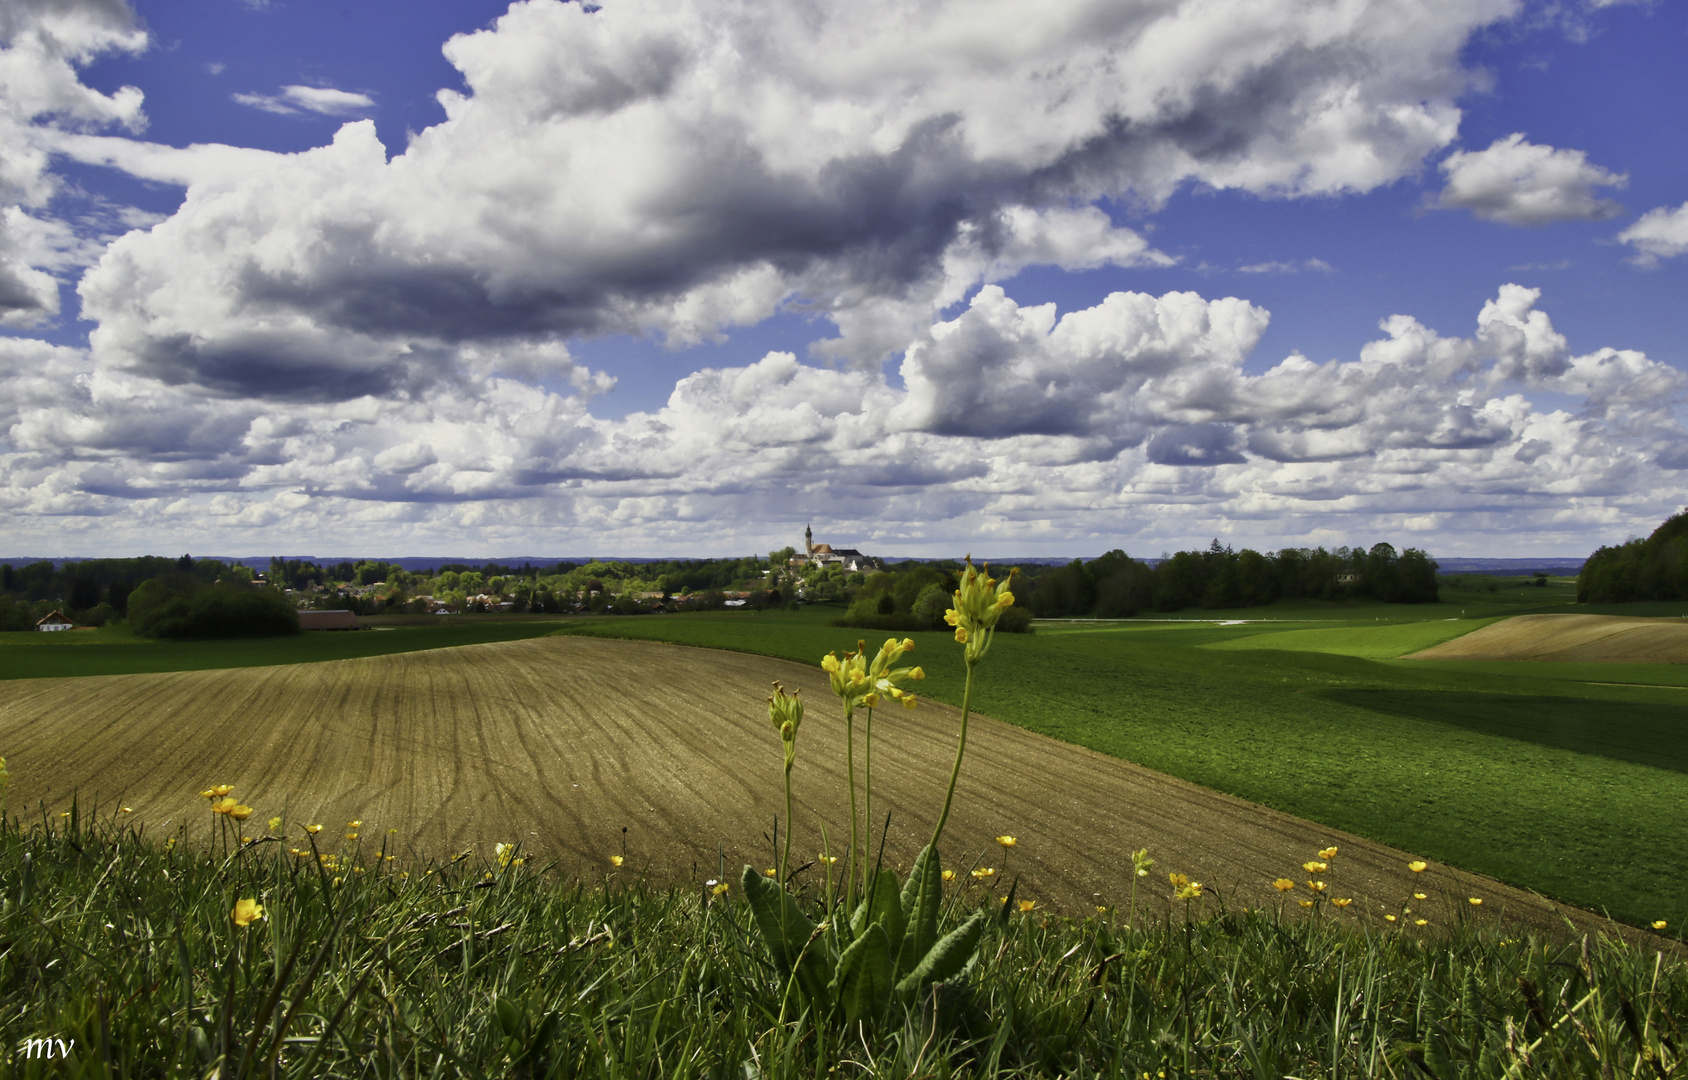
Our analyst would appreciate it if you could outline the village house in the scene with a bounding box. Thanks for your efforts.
[36,609,74,632]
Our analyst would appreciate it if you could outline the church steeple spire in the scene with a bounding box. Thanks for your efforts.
[804,523,813,555]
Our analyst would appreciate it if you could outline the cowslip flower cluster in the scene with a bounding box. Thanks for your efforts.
[944,558,1017,665]
[821,637,924,717]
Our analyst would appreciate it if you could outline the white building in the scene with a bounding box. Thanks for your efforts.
[36,610,74,632]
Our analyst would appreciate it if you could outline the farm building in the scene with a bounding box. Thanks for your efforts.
[35,610,74,632]
[298,610,361,631]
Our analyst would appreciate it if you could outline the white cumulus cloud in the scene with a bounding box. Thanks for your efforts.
[1437,134,1626,225]
[71,0,1511,393]
[1618,201,1688,266]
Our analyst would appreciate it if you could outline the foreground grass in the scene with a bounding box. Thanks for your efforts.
[4,810,1686,1078]
[0,619,574,682]
[553,607,1688,929]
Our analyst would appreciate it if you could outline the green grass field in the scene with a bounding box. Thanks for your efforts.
[0,619,573,681]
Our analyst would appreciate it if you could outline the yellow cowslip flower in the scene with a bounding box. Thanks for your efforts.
[1653,921,1668,931]
[1018,899,1036,913]
[1302,860,1327,874]
[232,898,264,927]
[942,869,956,882]
[1318,847,1338,860]
[945,557,1019,666]
[1132,848,1155,878]
[1272,878,1296,892]
[1307,881,1327,893]
[495,843,515,867]
[1299,900,1314,909]
[305,824,322,834]
[1413,892,1427,900]
[229,805,254,821]
[817,853,837,866]
[972,867,997,880]
[267,817,282,833]
[609,854,624,868]
[996,835,1017,849]
[1468,897,1483,906]
[1408,860,1427,873]
[1414,918,1428,927]
[1332,898,1353,908]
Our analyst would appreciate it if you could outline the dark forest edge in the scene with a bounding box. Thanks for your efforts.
[1578,508,1688,603]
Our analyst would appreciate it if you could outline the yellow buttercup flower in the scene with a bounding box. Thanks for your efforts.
[211,797,237,815]
[972,867,997,880]
[1307,881,1326,892]
[232,898,264,927]
[1384,914,1397,922]
[1413,892,1427,900]
[267,817,283,833]
[1017,899,1036,913]
[996,835,1016,849]
[942,869,956,882]
[305,824,322,834]
[1302,860,1326,874]
[1414,918,1428,927]
[1468,897,1483,906]
[229,805,254,821]
[347,820,362,829]
[1653,920,1668,931]
[120,806,134,814]
[817,853,837,866]
[1332,898,1353,908]
[1176,882,1204,901]
[1318,847,1338,860]
[762,868,777,878]
[1408,860,1427,873]
[711,881,730,897]
[1299,899,1314,909]
[609,854,624,867]
[1272,878,1295,892]
[211,785,234,798]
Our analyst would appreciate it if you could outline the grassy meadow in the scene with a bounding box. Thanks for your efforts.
[0,617,573,682]
[4,794,1686,1077]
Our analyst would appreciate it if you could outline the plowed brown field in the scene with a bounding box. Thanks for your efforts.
[0,636,1614,931]
[1408,613,1688,663]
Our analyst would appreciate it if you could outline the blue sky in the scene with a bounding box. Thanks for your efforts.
[1,0,1685,559]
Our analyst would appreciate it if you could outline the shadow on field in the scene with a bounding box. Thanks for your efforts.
[1325,689,1688,774]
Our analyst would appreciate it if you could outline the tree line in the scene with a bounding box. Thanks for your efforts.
[1578,509,1688,603]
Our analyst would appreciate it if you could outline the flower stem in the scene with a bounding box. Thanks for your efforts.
[844,707,860,912]
[780,761,794,888]
[862,704,874,886]
[929,657,976,851]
